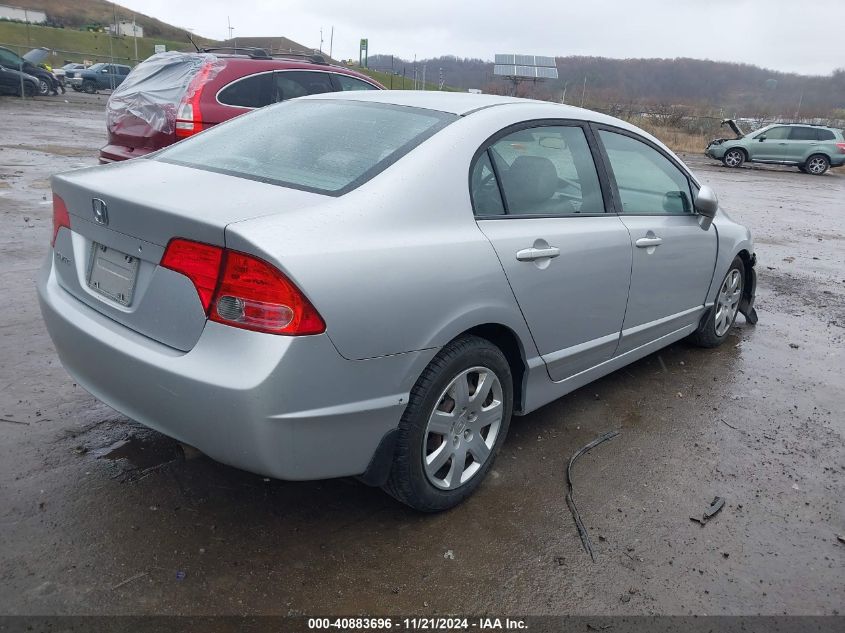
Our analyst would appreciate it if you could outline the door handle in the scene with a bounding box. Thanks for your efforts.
[635,236,663,248]
[516,246,560,261]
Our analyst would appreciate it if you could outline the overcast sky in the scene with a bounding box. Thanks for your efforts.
[119,0,844,76]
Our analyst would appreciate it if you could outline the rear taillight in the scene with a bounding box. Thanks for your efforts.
[160,239,224,310]
[835,143,845,154]
[51,193,70,246]
[160,238,325,336]
[175,63,213,138]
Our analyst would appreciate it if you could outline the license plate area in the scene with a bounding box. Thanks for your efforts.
[87,242,139,306]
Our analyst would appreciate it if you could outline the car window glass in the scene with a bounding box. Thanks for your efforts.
[816,129,835,141]
[599,130,693,215]
[157,100,456,195]
[761,126,790,140]
[218,73,275,108]
[470,151,505,216]
[486,126,604,216]
[334,74,378,91]
[275,71,335,101]
[0,49,20,66]
[789,127,817,141]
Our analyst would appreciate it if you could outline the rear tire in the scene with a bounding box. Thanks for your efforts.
[722,148,745,168]
[805,154,829,175]
[383,335,513,512]
[690,256,745,348]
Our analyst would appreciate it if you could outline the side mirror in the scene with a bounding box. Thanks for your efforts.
[694,185,718,230]
[101,68,109,73]
[758,136,766,142]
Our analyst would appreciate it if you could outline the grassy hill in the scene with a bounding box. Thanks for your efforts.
[8,0,211,42]
[357,67,460,92]
[0,21,193,64]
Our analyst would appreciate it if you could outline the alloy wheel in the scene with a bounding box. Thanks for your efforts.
[807,157,828,175]
[714,269,742,337]
[423,366,503,490]
[724,150,743,167]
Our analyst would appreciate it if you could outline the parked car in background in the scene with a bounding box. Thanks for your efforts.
[706,120,845,175]
[0,64,38,97]
[41,91,757,511]
[0,46,59,95]
[100,48,384,162]
[53,63,86,90]
[68,63,131,94]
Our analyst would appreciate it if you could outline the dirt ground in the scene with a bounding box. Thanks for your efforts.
[0,92,842,617]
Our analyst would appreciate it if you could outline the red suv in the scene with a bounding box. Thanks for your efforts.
[100,48,384,163]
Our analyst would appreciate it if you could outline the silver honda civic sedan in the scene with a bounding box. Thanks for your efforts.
[38,91,757,511]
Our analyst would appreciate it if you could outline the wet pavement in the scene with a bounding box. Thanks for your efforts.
[0,93,843,616]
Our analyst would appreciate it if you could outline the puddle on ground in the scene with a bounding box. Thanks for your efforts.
[92,434,178,471]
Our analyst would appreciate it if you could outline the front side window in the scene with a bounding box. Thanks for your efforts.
[156,100,456,195]
[756,126,790,140]
[275,71,334,101]
[218,73,275,108]
[334,74,378,91]
[599,130,693,215]
[475,125,604,216]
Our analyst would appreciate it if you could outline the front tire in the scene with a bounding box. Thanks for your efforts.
[383,335,513,512]
[690,256,745,348]
[805,154,829,175]
[37,78,49,95]
[82,80,97,94]
[722,148,745,168]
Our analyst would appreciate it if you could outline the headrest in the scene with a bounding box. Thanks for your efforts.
[504,155,558,210]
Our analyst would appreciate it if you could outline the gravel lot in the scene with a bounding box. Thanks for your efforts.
[0,92,843,617]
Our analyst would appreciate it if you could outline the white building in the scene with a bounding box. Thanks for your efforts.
[0,4,47,23]
[108,21,143,38]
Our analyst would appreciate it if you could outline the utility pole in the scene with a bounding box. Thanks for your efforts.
[795,91,804,120]
[580,75,587,108]
[329,26,334,59]
[109,2,117,89]
[132,15,138,62]
[422,64,427,90]
[227,16,234,41]
[319,27,323,53]
[24,8,31,45]
[561,80,570,104]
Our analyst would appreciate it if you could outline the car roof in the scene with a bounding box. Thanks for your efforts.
[298,89,622,121]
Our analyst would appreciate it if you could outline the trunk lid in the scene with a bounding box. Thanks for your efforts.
[51,159,327,351]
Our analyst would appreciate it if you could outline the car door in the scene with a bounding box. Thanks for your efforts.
[473,122,633,382]
[784,126,820,162]
[595,128,717,354]
[750,125,791,161]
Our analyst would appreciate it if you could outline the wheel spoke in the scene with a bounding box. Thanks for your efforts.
[473,402,502,430]
[425,441,451,474]
[450,374,470,410]
[427,411,454,435]
[467,436,491,463]
[470,370,494,405]
[444,448,466,489]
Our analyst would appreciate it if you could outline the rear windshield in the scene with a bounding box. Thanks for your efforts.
[155,99,457,195]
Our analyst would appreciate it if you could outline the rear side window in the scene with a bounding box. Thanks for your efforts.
[218,73,275,108]
[275,71,334,101]
[470,152,505,216]
[599,130,693,215]
[789,127,818,141]
[334,74,378,91]
[156,100,457,195]
[483,126,604,216]
[816,129,836,141]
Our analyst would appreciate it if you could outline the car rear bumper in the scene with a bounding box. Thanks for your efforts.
[38,256,431,480]
[99,144,155,164]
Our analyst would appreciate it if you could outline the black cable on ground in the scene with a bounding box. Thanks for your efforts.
[565,430,620,562]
